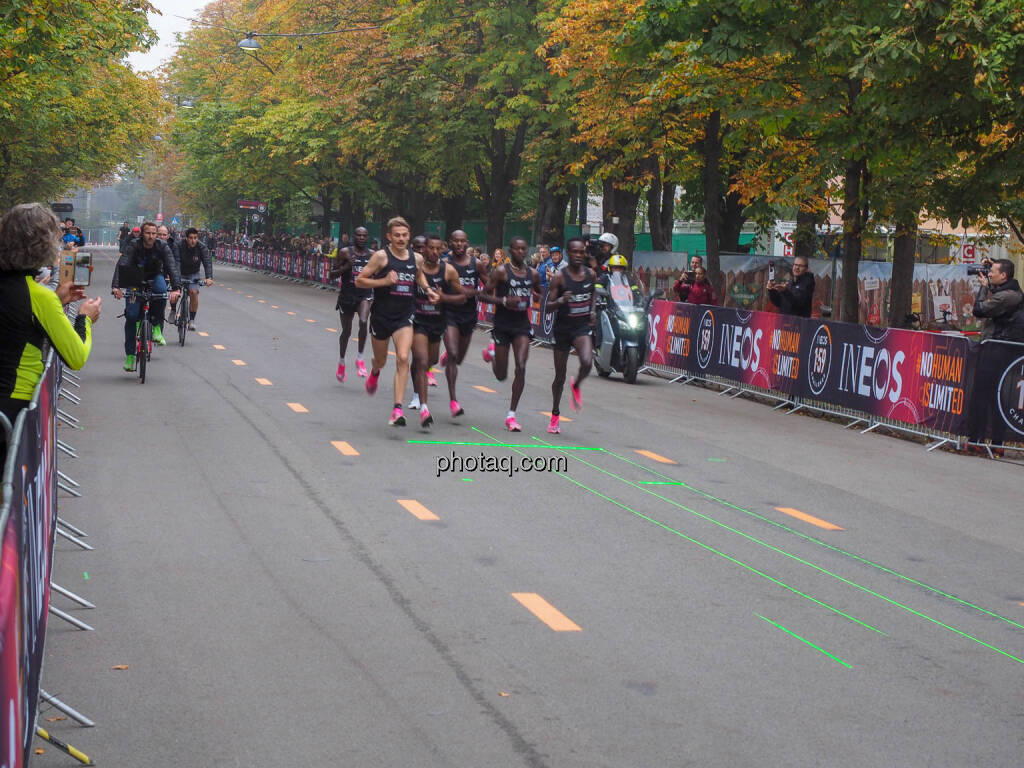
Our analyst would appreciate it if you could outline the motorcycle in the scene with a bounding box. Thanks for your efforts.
[593,272,662,384]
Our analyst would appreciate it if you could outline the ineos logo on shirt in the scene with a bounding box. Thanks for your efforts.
[997,355,1024,437]
[807,324,833,396]
[696,310,715,369]
[540,287,556,336]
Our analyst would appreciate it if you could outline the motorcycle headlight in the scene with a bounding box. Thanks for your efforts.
[626,313,640,329]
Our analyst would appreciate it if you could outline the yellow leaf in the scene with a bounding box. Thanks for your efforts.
[110,664,129,670]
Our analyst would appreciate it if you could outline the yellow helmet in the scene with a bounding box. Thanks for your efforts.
[607,254,628,268]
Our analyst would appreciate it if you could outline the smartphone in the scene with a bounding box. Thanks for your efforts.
[73,252,92,286]
[686,271,696,282]
[767,260,775,283]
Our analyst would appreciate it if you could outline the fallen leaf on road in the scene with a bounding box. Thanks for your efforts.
[35,748,45,755]
[45,716,66,722]
[498,691,510,697]
[110,664,129,670]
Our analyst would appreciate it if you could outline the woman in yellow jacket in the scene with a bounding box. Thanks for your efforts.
[0,203,101,446]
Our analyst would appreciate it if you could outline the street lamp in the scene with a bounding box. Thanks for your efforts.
[237,35,262,51]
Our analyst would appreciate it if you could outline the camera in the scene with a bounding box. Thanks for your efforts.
[966,265,989,276]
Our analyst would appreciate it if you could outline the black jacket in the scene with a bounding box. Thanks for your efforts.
[112,238,180,289]
[973,277,1024,341]
[768,271,815,317]
[177,241,213,279]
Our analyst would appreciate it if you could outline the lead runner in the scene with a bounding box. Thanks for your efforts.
[355,217,438,426]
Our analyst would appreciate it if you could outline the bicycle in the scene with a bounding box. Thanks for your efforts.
[120,284,169,383]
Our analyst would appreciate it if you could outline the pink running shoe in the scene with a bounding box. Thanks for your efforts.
[365,369,379,396]
[450,400,464,418]
[439,351,448,367]
[336,362,346,383]
[505,416,522,432]
[427,370,438,387]
[482,342,495,363]
[420,405,433,429]
[547,414,561,434]
[569,377,582,412]
[356,359,368,378]
[389,406,406,427]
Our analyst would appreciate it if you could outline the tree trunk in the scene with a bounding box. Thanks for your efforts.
[702,109,723,284]
[568,191,579,230]
[889,216,917,328]
[537,163,570,246]
[579,183,588,228]
[602,180,642,262]
[841,156,866,323]
[719,182,744,252]
[659,181,675,250]
[475,121,529,252]
[441,195,466,236]
[793,205,818,262]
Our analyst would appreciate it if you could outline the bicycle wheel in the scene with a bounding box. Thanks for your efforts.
[137,321,147,384]
[177,290,189,346]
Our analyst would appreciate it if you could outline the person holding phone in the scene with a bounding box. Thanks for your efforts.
[0,204,101,460]
[672,255,704,301]
[767,256,815,317]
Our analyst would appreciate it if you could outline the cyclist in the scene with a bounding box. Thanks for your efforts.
[112,221,180,370]
[175,227,213,330]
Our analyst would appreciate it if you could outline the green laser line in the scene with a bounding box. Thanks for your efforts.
[545,441,1024,665]
[470,428,885,635]
[407,439,601,450]
[603,448,1024,634]
[638,481,685,485]
[756,614,852,668]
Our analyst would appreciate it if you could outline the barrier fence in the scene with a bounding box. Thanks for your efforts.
[217,246,1021,451]
[1,353,58,767]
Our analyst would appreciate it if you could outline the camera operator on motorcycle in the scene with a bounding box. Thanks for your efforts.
[589,232,618,270]
[595,254,640,348]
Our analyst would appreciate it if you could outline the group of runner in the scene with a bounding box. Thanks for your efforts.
[330,217,596,434]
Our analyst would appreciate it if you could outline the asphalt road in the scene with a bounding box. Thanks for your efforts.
[36,247,1024,767]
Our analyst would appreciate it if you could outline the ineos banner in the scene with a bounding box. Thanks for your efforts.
[647,301,804,396]
[803,322,970,434]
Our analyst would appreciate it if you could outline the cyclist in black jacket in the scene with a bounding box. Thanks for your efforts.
[112,221,180,370]
[175,227,214,330]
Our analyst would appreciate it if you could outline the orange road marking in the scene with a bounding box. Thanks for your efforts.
[473,385,497,393]
[305,318,316,323]
[326,327,338,333]
[232,359,246,366]
[387,350,395,356]
[258,299,265,303]
[540,411,572,422]
[287,311,296,316]
[511,593,581,632]
[247,295,253,298]
[271,305,279,309]
[287,402,308,413]
[213,344,226,350]
[398,499,438,521]
[332,441,360,456]
[197,331,209,337]
[255,378,272,386]
[775,507,844,531]
[634,449,677,465]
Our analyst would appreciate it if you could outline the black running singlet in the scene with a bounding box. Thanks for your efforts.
[371,247,417,324]
[443,255,479,323]
[415,265,449,318]
[555,268,594,328]
[339,247,373,298]
[494,265,534,326]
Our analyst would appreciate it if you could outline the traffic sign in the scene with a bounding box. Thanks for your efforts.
[51,203,74,213]
[156,212,164,222]
[251,214,262,223]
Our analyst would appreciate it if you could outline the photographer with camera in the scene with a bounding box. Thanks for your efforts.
[971,259,1024,341]
[965,258,1024,455]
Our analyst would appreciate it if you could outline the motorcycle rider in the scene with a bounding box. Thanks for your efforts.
[595,254,640,349]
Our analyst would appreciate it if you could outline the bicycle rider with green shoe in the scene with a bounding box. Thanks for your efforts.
[112,221,180,371]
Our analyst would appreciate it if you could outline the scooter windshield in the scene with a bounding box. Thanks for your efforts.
[608,272,637,309]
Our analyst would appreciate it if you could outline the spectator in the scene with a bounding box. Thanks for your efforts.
[972,259,1023,341]
[674,265,718,305]
[118,221,132,253]
[491,247,506,266]
[767,255,815,317]
[539,246,566,287]
[966,259,1024,454]
[532,244,549,269]
[0,203,101,458]
[672,255,704,300]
